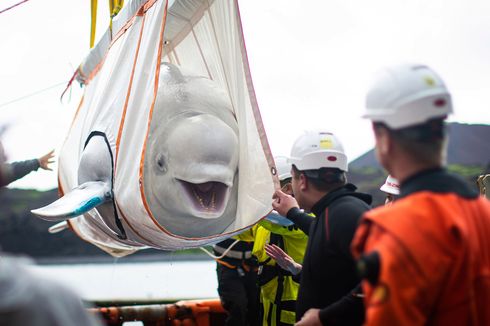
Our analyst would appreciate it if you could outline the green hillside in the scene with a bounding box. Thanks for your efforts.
[349,164,485,207]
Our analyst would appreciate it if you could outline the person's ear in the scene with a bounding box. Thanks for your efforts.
[299,173,308,191]
[373,125,392,157]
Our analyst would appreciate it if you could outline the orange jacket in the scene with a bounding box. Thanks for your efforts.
[352,169,490,326]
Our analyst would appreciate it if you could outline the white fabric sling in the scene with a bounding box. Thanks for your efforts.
[54,0,276,256]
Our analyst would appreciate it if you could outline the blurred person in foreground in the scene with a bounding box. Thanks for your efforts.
[272,131,372,325]
[352,63,490,325]
[0,255,103,326]
[0,139,101,325]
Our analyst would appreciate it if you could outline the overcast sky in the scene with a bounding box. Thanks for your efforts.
[0,0,489,190]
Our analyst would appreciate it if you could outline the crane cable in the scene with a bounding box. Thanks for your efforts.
[0,0,30,15]
[0,82,68,109]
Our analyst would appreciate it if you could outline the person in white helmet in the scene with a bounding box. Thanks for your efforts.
[351,63,490,326]
[379,175,399,205]
[272,131,372,326]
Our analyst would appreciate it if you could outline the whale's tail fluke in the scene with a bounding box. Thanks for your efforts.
[31,181,112,221]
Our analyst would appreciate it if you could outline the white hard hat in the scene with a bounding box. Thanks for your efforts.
[380,175,400,195]
[274,156,292,181]
[364,63,453,129]
[288,131,348,171]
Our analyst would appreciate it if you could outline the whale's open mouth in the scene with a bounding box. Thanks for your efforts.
[178,180,229,218]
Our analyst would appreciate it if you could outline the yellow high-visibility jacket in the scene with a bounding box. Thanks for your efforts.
[253,218,308,325]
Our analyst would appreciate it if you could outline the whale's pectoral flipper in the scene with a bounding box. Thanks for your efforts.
[31,181,112,221]
[48,221,69,234]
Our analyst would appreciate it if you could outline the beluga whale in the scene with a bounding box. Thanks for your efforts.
[142,63,239,236]
[30,0,276,256]
[33,64,240,241]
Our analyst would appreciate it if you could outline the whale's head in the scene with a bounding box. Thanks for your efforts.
[143,63,239,237]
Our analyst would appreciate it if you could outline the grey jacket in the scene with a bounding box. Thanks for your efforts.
[0,159,40,187]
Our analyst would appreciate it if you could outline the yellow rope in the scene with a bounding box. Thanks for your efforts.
[113,0,124,16]
[91,0,124,48]
[90,0,98,48]
[109,0,124,31]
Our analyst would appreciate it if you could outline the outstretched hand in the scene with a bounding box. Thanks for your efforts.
[295,308,321,326]
[272,189,299,217]
[265,244,302,275]
[38,150,55,171]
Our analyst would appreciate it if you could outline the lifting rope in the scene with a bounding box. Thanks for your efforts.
[109,0,124,18]
[109,0,124,33]
[0,0,30,15]
[0,81,67,109]
[91,0,125,48]
[90,0,98,48]
[199,239,240,260]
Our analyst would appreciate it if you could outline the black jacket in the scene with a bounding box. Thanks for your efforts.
[287,184,371,325]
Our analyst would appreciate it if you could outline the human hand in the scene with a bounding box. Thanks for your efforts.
[295,308,321,326]
[272,189,299,217]
[38,150,55,171]
[265,244,302,275]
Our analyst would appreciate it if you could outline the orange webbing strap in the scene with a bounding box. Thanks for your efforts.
[242,261,258,273]
[216,259,236,269]
[216,258,258,272]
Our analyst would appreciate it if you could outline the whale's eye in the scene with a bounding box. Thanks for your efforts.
[155,153,167,173]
